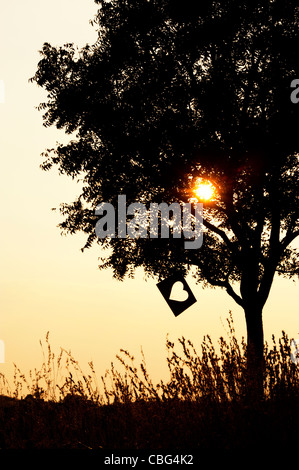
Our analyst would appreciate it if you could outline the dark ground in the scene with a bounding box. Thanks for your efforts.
[0,393,298,451]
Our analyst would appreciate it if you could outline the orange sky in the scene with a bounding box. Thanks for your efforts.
[0,0,298,394]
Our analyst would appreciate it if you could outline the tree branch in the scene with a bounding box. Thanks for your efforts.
[225,282,244,307]
[257,195,281,307]
[200,270,244,308]
[281,230,299,250]
[202,218,234,250]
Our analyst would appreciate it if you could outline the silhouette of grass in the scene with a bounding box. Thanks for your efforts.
[0,313,298,449]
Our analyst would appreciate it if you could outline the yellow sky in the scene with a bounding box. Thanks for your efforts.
[0,1,298,392]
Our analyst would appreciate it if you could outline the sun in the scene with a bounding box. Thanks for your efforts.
[193,178,216,201]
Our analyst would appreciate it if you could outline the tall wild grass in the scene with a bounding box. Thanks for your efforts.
[1,313,298,404]
[0,313,298,449]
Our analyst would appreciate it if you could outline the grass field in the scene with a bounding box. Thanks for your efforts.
[0,314,298,450]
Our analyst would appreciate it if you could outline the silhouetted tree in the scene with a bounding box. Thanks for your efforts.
[31,0,298,389]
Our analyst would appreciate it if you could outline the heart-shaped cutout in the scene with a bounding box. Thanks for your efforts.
[169,281,189,302]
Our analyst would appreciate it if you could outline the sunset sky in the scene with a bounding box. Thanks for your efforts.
[0,0,298,391]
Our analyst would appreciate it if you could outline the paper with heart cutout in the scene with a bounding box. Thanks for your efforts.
[169,281,189,302]
[156,274,197,316]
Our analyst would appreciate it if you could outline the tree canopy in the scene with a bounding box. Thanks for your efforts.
[31,0,299,362]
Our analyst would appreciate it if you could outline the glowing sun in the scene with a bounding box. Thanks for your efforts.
[193,178,216,201]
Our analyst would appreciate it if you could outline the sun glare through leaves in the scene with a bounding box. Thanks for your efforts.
[193,178,216,201]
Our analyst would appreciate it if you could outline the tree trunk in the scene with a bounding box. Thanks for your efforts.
[244,302,265,400]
